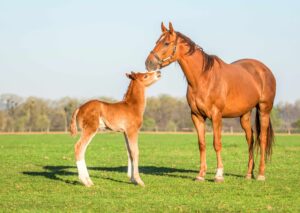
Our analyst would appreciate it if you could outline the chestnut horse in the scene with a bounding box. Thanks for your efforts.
[145,22,276,182]
[70,71,161,187]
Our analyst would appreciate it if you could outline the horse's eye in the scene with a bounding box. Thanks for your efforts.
[144,75,148,79]
[164,42,170,46]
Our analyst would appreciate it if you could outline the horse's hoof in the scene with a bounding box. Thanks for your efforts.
[245,174,254,180]
[214,176,224,183]
[195,176,205,182]
[257,175,266,181]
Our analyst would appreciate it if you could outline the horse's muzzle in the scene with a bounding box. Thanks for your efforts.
[145,55,160,72]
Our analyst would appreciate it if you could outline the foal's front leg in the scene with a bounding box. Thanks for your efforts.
[124,131,144,186]
[124,134,132,178]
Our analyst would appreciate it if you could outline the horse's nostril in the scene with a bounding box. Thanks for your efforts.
[145,60,151,69]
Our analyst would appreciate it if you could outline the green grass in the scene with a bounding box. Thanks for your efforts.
[0,133,299,212]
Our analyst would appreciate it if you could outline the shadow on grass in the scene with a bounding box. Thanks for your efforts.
[22,165,244,185]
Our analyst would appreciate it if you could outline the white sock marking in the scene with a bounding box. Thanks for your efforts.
[215,168,224,177]
[76,160,89,178]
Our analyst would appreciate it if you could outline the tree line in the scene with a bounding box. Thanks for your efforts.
[0,93,299,133]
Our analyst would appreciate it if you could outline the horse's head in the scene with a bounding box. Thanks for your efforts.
[145,22,179,71]
[126,71,161,87]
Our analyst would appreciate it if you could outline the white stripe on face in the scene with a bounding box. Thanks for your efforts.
[158,34,165,42]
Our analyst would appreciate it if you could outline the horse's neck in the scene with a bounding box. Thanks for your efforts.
[124,81,146,113]
[178,51,203,87]
[178,51,209,88]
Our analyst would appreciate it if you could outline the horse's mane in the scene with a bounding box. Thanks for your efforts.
[176,31,220,72]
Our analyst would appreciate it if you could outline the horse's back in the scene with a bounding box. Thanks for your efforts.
[216,58,275,117]
[231,59,276,103]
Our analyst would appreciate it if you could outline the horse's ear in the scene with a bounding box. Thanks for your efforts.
[161,22,167,33]
[169,22,174,34]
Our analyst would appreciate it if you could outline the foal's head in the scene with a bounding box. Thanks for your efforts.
[126,71,161,87]
[145,22,178,71]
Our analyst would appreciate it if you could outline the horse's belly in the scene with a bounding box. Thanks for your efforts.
[222,93,259,117]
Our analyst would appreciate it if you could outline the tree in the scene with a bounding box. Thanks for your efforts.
[142,117,157,131]
[292,119,300,130]
[271,107,282,129]
[166,121,177,132]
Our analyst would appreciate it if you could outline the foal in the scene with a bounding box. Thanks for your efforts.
[70,71,161,187]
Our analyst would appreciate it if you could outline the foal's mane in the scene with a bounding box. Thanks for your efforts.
[123,80,134,101]
[176,31,220,72]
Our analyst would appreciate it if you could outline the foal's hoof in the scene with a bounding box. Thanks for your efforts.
[195,176,205,182]
[79,176,94,187]
[131,177,145,187]
[257,175,266,181]
[214,176,224,183]
[137,180,145,187]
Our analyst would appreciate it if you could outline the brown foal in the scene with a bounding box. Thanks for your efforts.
[70,71,161,187]
[145,22,276,182]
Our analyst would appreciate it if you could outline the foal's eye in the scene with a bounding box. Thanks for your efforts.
[164,42,170,46]
[144,75,148,79]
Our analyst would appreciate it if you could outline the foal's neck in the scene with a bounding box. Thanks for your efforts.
[124,80,146,113]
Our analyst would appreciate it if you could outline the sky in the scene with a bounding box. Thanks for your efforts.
[0,0,299,103]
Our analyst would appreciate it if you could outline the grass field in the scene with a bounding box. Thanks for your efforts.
[0,133,299,212]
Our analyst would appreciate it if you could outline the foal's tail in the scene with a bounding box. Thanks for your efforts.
[254,108,275,161]
[70,108,79,136]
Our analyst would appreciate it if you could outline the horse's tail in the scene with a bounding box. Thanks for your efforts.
[70,108,79,136]
[255,108,275,161]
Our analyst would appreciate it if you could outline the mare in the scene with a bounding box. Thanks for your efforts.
[145,22,276,181]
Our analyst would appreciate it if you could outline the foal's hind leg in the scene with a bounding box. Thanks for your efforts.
[240,111,255,179]
[74,129,97,187]
[124,130,144,186]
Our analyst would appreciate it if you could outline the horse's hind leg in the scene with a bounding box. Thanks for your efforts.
[240,111,255,179]
[257,105,272,181]
[75,128,97,187]
[124,130,144,187]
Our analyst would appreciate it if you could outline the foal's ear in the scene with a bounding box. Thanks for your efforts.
[169,22,174,35]
[161,22,167,33]
[126,72,136,80]
[126,73,131,79]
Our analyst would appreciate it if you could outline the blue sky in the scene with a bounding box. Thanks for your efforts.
[0,0,299,103]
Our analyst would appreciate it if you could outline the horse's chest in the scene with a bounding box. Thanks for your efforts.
[187,90,211,118]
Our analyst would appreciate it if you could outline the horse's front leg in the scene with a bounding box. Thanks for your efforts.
[212,111,224,182]
[124,130,144,187]
[192,114,207,181]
